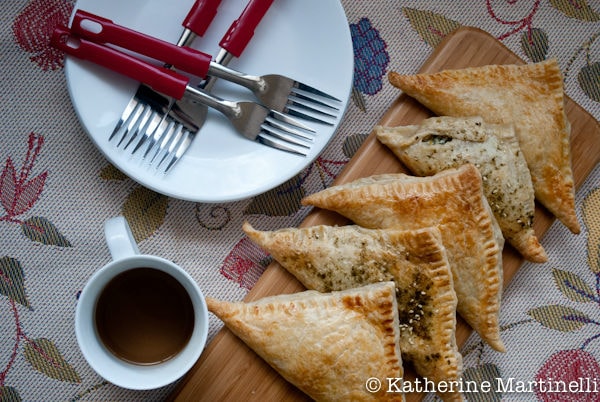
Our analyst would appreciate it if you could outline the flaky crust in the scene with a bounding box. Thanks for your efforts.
[376,115,547,262]
[207,282,405,402]
[302,164,506,353]
[388,59,579,234]
[243,222,462,399]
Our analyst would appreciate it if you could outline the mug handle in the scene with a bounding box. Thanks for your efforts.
[104,216,140,260]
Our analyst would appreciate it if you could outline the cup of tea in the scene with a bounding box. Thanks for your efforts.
[75,216,208,390]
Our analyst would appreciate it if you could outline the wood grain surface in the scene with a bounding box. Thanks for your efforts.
[169,27,600,402]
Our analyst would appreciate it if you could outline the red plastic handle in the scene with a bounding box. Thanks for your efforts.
[51,26,188,100]
[219,0,276,58]
[71,10,211,78]
[183,0,223,36]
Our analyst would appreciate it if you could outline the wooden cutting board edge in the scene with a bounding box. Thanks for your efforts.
[169,26,600,402]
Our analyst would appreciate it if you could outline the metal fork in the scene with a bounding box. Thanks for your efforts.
[206,63,341,125]
[70,6,340,167]
[155,0,279,170]
[72,1,222,173]
[51,27,315,157]
[74,9,342,127]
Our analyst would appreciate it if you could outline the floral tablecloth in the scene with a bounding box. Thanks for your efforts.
[2,0,600,401]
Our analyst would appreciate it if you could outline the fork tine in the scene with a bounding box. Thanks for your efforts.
[126,110,162,151]
[294,82,342,102]
[149,121,178,162]
[269,110,315,132]
[265,114,315,141]
[164,130,193,172]
[139,118,170,157]
[110,99,141,141]
[287,96,339,119]
[261,122,312,149]
[119,105,152,147]
[131,108,174,155]
[290,88,340,111]
[284,105,337,126]
[110,101,144,142]
[257,133,310,156]
[157,125,186,168]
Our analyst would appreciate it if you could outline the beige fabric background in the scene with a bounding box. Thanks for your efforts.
[1,0,599,401]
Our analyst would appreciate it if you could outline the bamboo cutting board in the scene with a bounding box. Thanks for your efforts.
[169,27,600,402]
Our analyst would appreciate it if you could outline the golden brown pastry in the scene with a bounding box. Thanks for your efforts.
[387,59,580,234]
[375,115,547,263]
[243,222,462,400]
[207,282,405,402]
[302,164,506,353]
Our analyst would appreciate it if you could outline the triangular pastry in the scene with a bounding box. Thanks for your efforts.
[207,282,405,402]
[243,222,462,400]
[376,115,547,263]
[302,164,506,353]
[387,59,580,234]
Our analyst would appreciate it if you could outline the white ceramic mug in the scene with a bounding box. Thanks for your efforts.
[75,216,208,390]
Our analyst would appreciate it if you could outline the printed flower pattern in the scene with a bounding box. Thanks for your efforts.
[458,185,600,401]
[535,349,600,401]
[350,18,390,96]
[0,133,70,247]
[220,238,270,290]
[1,257,81,400]
[527,188,600,401]
[2,0,600,400]
[12,0,74,70]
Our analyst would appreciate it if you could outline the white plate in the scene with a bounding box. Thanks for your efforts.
[65,0,353,202]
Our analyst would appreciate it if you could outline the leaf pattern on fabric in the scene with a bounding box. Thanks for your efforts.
[550,0,600,21]
[351,87,368,112]
[578,62,600,102]
[24,338,81,383]
[342,133,369,159]
[403,8,461,48]
[528,305,591,332]
[564,31,600,101]
[99,164,127,181]
[0,159,46,217]
[0,257,31,309]
[71,381,109,401]
[0,386,22,401]
[244,177,304,216]
[11,0,74,70]
[526,194,600,381]
[583,187,600,273]
[521,28,549,62]
[0,133,47,220]
[21,217,72,247]
[462,363,503,402]
[122,186,169,243]
[552,268,598,303]
[220,238,270,290]
[0,2,598,400]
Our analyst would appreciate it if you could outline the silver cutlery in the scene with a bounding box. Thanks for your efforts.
[69,6,342,166]
[162,0,278,169]
[51,26,315,160]
[74,1,222,172]
[73,10,342,126]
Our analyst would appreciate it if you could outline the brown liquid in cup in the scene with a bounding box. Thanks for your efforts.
[94,268,195,365]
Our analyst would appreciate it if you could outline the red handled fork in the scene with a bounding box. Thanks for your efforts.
[69,6,341,167]
[102,0,223,172]
[51,26,316,159]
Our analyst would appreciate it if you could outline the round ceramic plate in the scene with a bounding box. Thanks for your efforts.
[65,0,353,202]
